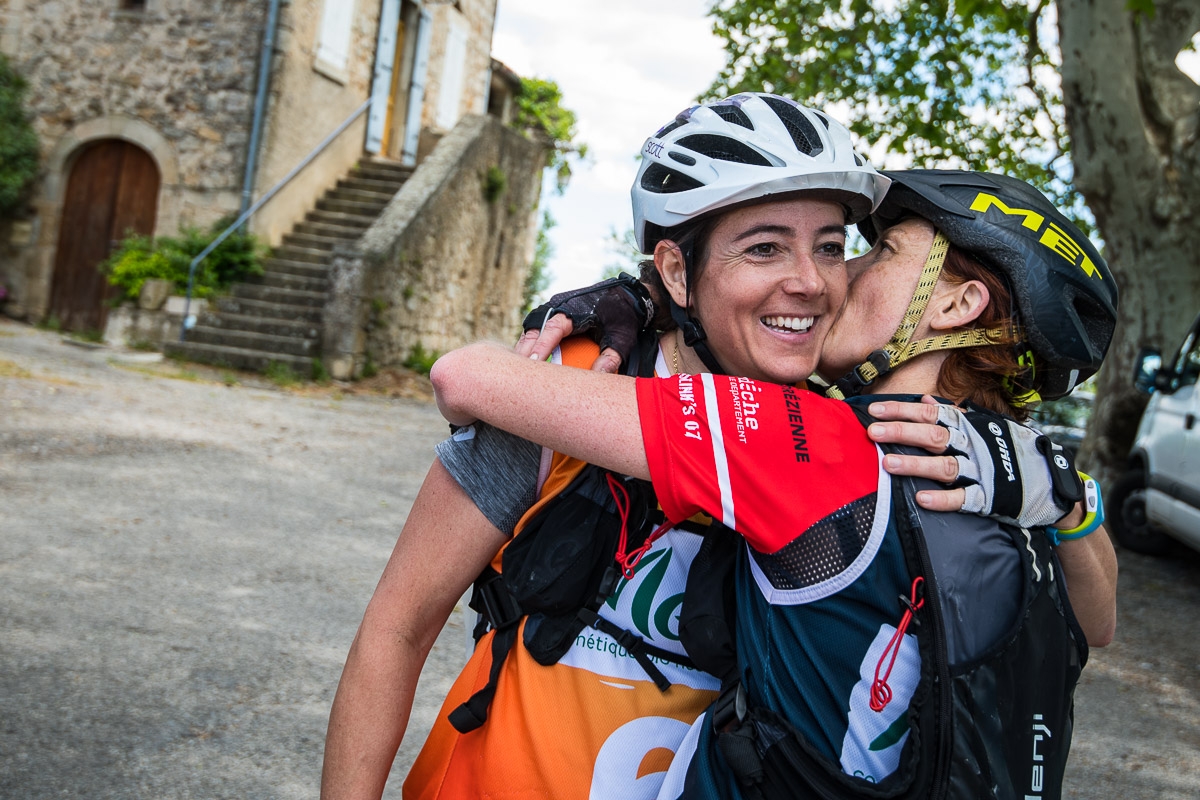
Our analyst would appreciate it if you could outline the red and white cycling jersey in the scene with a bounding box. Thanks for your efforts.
[636,372,880,555]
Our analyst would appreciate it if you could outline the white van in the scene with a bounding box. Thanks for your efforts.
[1109,311,1200,555]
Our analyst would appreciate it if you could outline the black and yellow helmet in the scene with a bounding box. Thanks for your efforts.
[860,170,1118,400]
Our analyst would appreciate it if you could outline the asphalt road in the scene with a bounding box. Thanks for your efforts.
[2,318,1198,799]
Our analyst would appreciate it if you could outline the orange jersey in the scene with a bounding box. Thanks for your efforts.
[404,340,720,800]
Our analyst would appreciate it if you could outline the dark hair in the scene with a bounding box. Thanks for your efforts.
[935,245,1033,420]
[637,216,720,331]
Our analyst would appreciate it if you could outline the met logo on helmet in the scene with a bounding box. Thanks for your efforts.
[968,192,1102,280]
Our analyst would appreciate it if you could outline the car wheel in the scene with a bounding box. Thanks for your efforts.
[1107,470,1173,556]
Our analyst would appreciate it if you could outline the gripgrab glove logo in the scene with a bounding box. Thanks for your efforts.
[969,192,1102,280]
[989,420,1017,482]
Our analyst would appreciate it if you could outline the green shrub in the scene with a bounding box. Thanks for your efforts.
[102,216,266,301]
[484,166,507,203]
[0,54,39,218]
[403,343,439,376]
[264,360,300,387]
[360,353,378,379]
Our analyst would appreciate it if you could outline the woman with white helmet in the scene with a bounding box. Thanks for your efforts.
[324,94,1111,800]
[430,168,1118,799]
[322,93,942,800]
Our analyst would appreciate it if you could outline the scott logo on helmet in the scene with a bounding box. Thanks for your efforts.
[969,192,1102,281]
[644,139,665,159]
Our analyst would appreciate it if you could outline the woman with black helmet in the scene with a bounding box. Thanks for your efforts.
[431,168,1118,799]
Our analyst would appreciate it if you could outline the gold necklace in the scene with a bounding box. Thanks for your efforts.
[672,337,681,375]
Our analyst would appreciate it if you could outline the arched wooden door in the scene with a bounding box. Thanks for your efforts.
[50,139,160,332]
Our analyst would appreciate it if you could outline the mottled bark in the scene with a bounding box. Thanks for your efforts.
[1057,0,1200,482]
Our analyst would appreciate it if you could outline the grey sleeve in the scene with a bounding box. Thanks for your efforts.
[435,422,542,535]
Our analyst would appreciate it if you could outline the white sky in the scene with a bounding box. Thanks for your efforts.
[492,6,1200,301]
[491,0,725,296]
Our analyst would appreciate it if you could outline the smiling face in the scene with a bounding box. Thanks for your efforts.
[818,217,937,382]
[667,197,849,385]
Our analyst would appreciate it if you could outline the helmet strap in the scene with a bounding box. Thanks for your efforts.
[666,239,726,375]
[826,231,951,399]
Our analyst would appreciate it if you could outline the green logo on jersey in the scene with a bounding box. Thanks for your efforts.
[605,548,684,641]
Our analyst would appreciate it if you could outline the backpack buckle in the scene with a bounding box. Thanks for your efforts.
[470,571,523,632]
[712,681,748,733]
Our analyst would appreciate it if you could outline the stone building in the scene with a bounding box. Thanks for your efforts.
[0,0,543,376]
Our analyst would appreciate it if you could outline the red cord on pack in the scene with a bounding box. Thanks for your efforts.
[607,474,673,579]
[870,576,925,713]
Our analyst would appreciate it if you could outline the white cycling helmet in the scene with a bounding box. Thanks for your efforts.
[632,93,890,252]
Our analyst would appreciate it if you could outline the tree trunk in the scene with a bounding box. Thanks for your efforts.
[1057,0,1200,484]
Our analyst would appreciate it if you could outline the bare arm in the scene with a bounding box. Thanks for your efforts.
[1054,529,1118,647]
[320,458,507,800]
[431,341,649,479]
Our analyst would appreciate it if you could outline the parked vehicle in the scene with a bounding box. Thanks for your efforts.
[1108,311,1200,555]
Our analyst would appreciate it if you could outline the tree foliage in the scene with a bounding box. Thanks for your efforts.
[512,76,588,193]
[707,1,1075,207]
[0,53,40,218]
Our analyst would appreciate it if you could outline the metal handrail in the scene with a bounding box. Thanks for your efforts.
[179,97,374,340]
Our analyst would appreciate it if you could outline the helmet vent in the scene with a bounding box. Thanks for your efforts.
[812,110,832,130]
[640,163,704,194]
[676,134,771,166]
[711,104,754,130]
[656,117,688,138]
[761,96,824,157]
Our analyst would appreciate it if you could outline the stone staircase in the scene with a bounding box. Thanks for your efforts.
[165,157,413,375]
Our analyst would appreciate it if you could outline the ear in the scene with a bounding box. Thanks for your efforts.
[654,240,690,309]
[927,279,990,331]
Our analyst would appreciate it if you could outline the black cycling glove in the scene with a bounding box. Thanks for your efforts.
[522,273,655,367]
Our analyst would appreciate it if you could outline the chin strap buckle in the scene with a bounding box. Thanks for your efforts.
[834,349,892,397]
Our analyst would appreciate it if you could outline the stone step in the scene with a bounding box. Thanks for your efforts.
[292,220,366,241]
[196,311,320,339]
[259,271,328,293]
[353,160,413,182]
[337,176,404,195]
[164,340,318,376]
[231,282,326,308]
[305,209,372,230]
[271,245,330,265]
[263,258,329,280]
[327,186,393,205]
[282,231,339,251]
[316,196,388,217]
[214,295,323,323]
[184,326,318,358]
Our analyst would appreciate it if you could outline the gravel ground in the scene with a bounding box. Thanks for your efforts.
[1,317,1198,799]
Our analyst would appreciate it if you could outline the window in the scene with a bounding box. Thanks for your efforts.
[316,0,357,78]
[1176,328,1200,388]
[435,21,468,130]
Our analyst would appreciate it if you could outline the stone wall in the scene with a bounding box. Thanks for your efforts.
[4,0,267,224]
[0,0,268,319]
[323,114,545,379]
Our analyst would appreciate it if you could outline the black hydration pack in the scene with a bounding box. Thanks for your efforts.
[447,331,696,734]
[676,404,1088,800]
